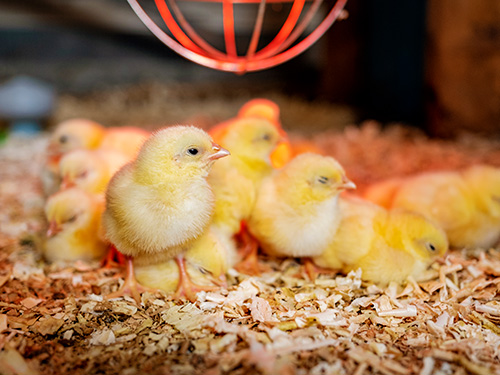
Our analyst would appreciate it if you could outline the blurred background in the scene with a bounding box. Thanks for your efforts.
[0,0,499,136]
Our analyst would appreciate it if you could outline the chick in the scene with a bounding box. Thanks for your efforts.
[364,164,500,249]
[210,98,292,169]
[59,149,131,194]
[247,153,355,261]
[134,227,229,301]
[102,125,229,301]
[44,187,107,262]
[208,117,282,272]
[43,119,106,195]
[48,118,104,158]
[312,197,449,285]
[44,119,148,195]
[48,119,148,158]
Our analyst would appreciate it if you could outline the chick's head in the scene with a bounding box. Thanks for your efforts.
[238,98,281,123]
[59,150,107,193]
[276,153,356,205]
[45,188,101,237]
[134,126,229,184]
[463,165,500,218]
[220,117,282,164]
[388,209,448,261]
[49,119,104,156]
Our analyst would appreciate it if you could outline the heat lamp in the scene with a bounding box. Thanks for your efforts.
[127,0,348,73]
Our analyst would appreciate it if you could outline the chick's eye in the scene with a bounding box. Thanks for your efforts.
[427,243,436,252]
[187,148,199,156]
[59,135,68,144]
[66,215,78,223]
[262,133,271,141]
[318,176,329,184]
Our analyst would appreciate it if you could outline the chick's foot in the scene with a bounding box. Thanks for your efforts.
[303,258,338,281]
[173,256,219,302]
[106,256,156,303]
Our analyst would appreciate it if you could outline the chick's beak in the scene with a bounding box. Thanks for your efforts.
[339,177,356,190]
[47,221,62,237]
[208,143,230,161]
[61,175,76,190]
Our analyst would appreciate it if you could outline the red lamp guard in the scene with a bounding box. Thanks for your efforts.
[128,0,348,73]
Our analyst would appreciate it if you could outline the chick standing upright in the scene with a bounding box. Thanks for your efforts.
[247,153,355,261]
[364,164,500,249]
[102,126,229,300]
[44,187,107,263]
[208,116,283,272]
[312,197,449,285]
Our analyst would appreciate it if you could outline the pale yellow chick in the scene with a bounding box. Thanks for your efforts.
[48,119,149,158]
[102,125,229,300]
[248,153,355,259]
[44,119,148,195]
[210,98,292,169]
[48,118,105,157]
[364,164,500,249]
[44,187,107,262]
[208,117,282,270]
[313,197,448,285]
[59,149,131,194]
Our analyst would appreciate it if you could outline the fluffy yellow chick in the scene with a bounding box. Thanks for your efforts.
[48,118,105,158]
[208,117,282,272]
[102,125,229,300]
[44,187,107,262]
[59,149,131,194]
[44,119,148,195]
[134,227,229,301]
[313,197,449,285]
[364,164,500,249]
[48,119,149,158]
[247,153,355,259]
[210,98,292,168]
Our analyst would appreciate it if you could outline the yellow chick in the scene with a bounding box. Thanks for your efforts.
[364,164,500,249]
[134,227,229,301]
[48,118,105,158]
[247,153,356,260]
[44,187,107,262]
[210,98,292,169]
[59,149,131,194]
[208,117,282,272]
[313,197,449,285]
[43,119,106,196]
[44,119,149,195]
[102,125,229,300]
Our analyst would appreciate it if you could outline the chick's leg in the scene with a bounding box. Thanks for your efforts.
[106,255,154,303]
[173,255,218,302]
[303,258,337,281]
[234,227,270,276]
[101,245,127,269]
